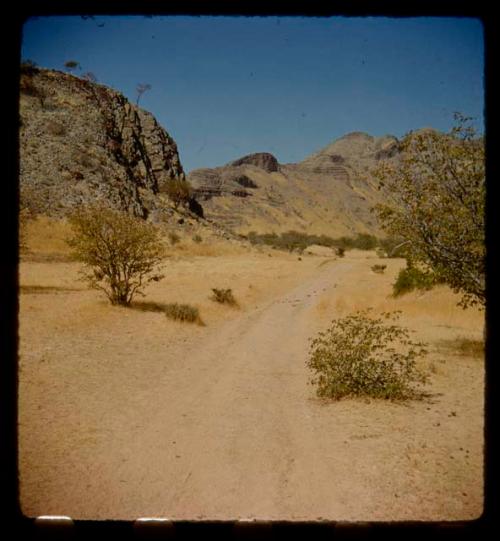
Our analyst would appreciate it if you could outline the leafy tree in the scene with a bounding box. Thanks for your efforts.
[67,204,165,306]
[136,83,152,105]
[372,114,485,308]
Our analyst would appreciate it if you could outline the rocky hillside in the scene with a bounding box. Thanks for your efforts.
[188,132,401,237]
[19,65,190,222]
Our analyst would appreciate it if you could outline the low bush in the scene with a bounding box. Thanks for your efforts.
[168,232,180,245]
[211,288,237,306]
[192,234,203,243]
[307,310,429,401]
[164,303,201,323]
[371,264,387,274]
[393,264,440,297]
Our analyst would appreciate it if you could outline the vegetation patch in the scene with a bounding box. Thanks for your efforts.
[307,310,429,401]
[437,338,484,359]
[168,232,181,245]
[393,264,442,297]
[20,285,80,294]
[67,203,165,306]
[164,302,202,324]
[246,230,381,254]
[211,288,237,306]
[130,301,169,313]
[371,264,387,274]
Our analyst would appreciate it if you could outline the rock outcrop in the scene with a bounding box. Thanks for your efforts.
[229,152,279,172]
[19,66,187,219]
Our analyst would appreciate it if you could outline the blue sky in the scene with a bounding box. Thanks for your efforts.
[21,16,484,172]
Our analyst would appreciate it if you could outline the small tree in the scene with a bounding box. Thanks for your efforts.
[64,60,80,74]
[136,83,151,105]
[372,114,485,308]
[67,204,165,305]
[164,178,192,209]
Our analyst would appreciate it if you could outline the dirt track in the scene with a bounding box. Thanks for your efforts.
[18,255,484,521]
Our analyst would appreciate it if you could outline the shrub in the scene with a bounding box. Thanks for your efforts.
[164,303,201,323]
[335,247,345,257]
[67,204,165,305]
[377,237,410,258]
[192,234,203,243]
[211,288,237,306]
[393,264,440,297]
[168,231,180,245]
[371,264,387,274]
[163,178,192,209]
[307,310,429,401]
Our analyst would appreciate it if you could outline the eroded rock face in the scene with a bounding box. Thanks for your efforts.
[19,67,186,218]
[229,152,279,172]
[187,132,402,237]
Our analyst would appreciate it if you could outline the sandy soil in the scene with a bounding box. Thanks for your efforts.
[18,242,484,521]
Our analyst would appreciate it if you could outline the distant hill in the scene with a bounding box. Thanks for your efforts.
[187,132,402,237]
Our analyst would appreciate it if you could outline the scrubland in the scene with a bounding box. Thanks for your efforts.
[18,217,484,520]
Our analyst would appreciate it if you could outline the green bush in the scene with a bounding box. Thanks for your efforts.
[211,288,237,306]
[307,310,429,401]
[164,303,201,323]
[393,264,439,296]
[193,234,203,243]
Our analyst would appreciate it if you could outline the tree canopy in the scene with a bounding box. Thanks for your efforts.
[372,115,485,308]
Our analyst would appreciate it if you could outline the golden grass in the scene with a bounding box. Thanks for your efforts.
[23,215,73,256]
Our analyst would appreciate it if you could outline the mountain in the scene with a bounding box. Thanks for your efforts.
[19,65,190,222]
[187,132,401,237]
[19,65,404,240]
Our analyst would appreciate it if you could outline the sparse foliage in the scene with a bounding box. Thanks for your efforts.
[164,178,192,209]
[211,288,237,306]
[372,114,485,308]
[371,264,386,274]
[307,310,429,401]
[164,303,201,323]
[67,204,165,305]
[168,231,181,245]
[136,83,151,105]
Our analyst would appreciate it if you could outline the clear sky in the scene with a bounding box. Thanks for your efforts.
[21,15,484,172]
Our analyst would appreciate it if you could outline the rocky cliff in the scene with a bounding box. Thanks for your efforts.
[187,132,401,237]
[19,66,187,220]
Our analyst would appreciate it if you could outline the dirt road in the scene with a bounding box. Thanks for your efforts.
[18,256,484,521]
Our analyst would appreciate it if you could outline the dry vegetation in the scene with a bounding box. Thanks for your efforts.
[18,216,484,521]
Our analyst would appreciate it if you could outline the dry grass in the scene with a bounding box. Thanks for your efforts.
[435,337,484,359]
[20,285,80,294]
[23,215,74,257]
[18,224,485,521]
